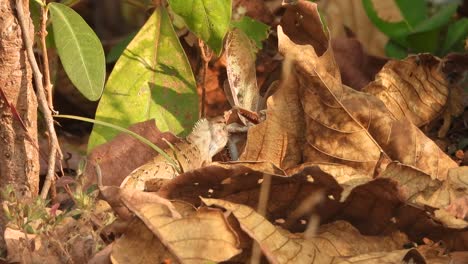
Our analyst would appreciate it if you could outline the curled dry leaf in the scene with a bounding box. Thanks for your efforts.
[240,56,305,170]
[363,54,454,127]
[278,0,457,180]
[203,198,421,263]
[117,189,241,263]
[225,27,260,112]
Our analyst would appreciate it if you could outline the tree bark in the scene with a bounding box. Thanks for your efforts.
[0,0,39,249]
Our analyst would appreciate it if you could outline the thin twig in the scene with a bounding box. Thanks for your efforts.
[39,5,54,112]
[198,40,212,118]
[15,0,61,199]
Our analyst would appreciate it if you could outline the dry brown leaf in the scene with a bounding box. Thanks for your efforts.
[157,161,346,225]
[319,0,388,56]
[363,54,452,127]
[111,219,178,264]
[84,120,179,187]
[240,56,305,170]
[119,190,241,263]
[88,243,113,264]
[331,163,468,235]
[378,164,468,228]
[332,249,425,264]
[279,0,458,180]
[203,198,419,263]
[316,220,409,256]
[202,197,335,263]
[225,28,260,112]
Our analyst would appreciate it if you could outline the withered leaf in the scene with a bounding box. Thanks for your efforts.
[316,220,409,256]
[363,54,452,127]
[225,27,260,112]
[203,198,420,263]
[111,219,177,264]
[158,161,347,224]
[202,198,334,263]
[279,0,458,180]
[240,56,305,170]
[120,190,241,263]
[84,120,178,187]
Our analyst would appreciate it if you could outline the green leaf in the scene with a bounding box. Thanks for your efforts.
[412,3,458,33]
[168,0,232,54]
[395,0,427,27]
[385,40,408,59]
[48,2,105,101]
[407,29,440,53]
[106,32,137,63]
[88,7,198,151]
[231,16,270,50]
[440,18,468,55]
[362,0,410,40]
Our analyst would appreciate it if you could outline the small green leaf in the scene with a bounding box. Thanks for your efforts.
[88,7,198,151]
[412,3,458,33]
[231,16,270,50]
[385,40,408,59]
[440,18,468,55]
[168,0,232,54]
[48,2,105,101]
[106,32,137,63]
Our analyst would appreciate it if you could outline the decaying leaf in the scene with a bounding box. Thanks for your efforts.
[115,189,241,263]
[84,120,179,187]
[203,198,421,263]
[111,219,177,264]
[203,197,334,263]
[225,28,260,112]
[363,54,453,127]
[240,56,305,170]
[315,220,409,256]
[278,0,457,180]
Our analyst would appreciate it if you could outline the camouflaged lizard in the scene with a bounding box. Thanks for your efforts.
[120,116,228,191]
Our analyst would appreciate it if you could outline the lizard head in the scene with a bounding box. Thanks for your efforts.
[189,116,228,158]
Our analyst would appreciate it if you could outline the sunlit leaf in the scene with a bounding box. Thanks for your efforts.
[231,16,270,50]
[168,0,232,54]
[49,2,105,101]
[88,6,198,151]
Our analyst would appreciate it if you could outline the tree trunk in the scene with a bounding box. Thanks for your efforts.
[0,0,39,249]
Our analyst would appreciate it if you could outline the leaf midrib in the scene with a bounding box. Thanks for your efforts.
[52,5,95,98]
